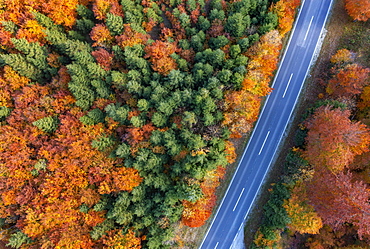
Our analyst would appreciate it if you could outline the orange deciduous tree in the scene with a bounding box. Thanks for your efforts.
[144,40,178,75]
[223,90,261,138]
[102,229,141,248]
[116,24,149,48]
[345,0,370,21]
[245,30,282,97]
[304,106,370,173]
[326,63,370,99]
[358,85,370,111]
[41,0,80,27]
[90,24,114,47]
[307,168,370,239]
[0,75,142,247]
[330,49,353,65]
[271,0,301,37]
[181,166,225,227]
[92,48,115,71]
[92,0,123,20]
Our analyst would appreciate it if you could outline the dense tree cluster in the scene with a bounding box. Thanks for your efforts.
[0,0,298,248]
[253,47,370,249]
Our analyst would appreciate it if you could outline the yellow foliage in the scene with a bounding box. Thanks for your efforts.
[253,228,282,248]
[3,65,31,91]
[284,182,323,234]
[330,49,353,64]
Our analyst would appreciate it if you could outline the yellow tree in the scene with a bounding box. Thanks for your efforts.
[284,182,323,234]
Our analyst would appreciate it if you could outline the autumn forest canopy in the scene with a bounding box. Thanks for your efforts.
[252,0,370,248]
[0,0,302,248]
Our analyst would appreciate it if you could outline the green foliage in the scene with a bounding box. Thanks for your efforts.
[179,13,191,29]
[262,183,291,229]
[34,159,47,171]
[225,13,250,37]
[106,13,124,36]
[238,37,250,52]
[249,33,260,45]
[93,196,110,212]
[7,231,32,249]
[281,151,311,185]
[197,16,211,31]
[137,99,150,111]
[80,108,105,125]
[209,35,229,49]
[105,103,129,124]
[90,219,115,240]
[121,0,144,25]
[210,0,223,11]
[259,12,278,34]
[0,53,41,82]
[0,1,289,247]
[209,9,225,21]
[190,32,205,52]
[76,4,94,19]
[79,204,89,213]
[229,44,241,59]
[1,21,18,34]
[115,143,131,158]
[0,106,11,120]
[32,116,59,133]
[91,135,115,151]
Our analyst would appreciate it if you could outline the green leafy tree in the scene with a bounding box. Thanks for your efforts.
[32,116,59,133]
[106,13,124,36]
[225,13,250,37]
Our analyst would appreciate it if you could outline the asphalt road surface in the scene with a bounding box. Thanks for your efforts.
[199,0,334,248]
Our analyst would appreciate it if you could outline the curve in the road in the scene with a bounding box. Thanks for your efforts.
[199,0,334,248]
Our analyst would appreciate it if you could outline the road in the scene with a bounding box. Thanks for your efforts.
[199,0,334,248]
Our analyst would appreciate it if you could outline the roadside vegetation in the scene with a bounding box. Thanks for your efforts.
[249,0,370,248]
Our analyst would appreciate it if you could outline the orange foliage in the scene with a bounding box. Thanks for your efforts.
[225,140,237,164]
[223,90,261,138]
[245,30,282,96]
[345,0,370,21]
[271,0,301,37]
[98,167,143,194]
[0,72,142,247]
[304,106,370,172]
[144,40,178,75]
[41,0,80,27]
[181,166,225,227]
[102,229,141,249]
[90,24,114,47]
[3,65,31,91]
[283,182,323,234]
[0,28,13,48]
[16,19,47,43]
[358,85,370,110]
[124,123,156,146]
[330,49,353,64]
[0,0,87,30]
[92,48,115,71]
[116,24,149,48]
[307,168,370,239]
[326,63,370,98]
[92,0,123,20]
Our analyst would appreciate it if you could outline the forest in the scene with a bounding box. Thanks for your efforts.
[0,0,301,248]
[252,0,370,248]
